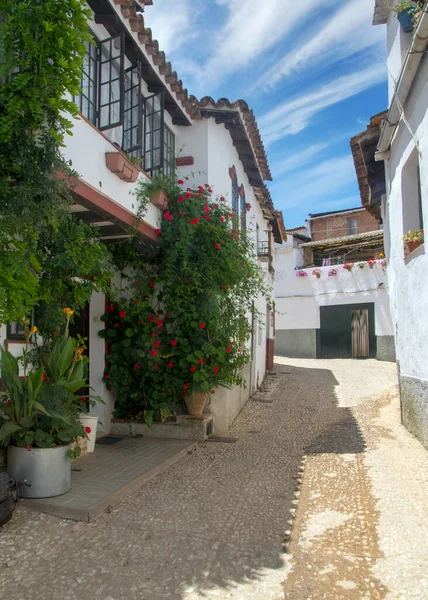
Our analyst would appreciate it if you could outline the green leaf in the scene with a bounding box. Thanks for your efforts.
[0,421,22,442]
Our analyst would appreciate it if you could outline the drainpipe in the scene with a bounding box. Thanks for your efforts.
[375,7,428,161]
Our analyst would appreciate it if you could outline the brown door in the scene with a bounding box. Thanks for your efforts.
[351,309,369,358]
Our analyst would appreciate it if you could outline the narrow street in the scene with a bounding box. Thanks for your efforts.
[1,358,427,600]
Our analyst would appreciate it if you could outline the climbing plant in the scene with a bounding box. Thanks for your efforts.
[0,0,112,329]
[101,176,270,424]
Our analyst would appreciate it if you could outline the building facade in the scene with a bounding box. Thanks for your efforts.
[309,207,380,242]
[0,0,283,436]
[371,0,428,448]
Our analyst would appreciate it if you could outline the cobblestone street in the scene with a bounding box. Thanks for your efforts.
[1,358,427,600]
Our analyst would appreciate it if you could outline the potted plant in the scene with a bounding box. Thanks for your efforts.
[357,262,366,269]
[328,268,337,277]
[367,259,376,269]
[296,270,308,278]
[393,1,419,32]
[0,316,87,498]
[343,261,354,271]
[403,228,424,254]
[312,269,321,279]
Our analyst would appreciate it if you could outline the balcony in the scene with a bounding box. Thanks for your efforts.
[257,240,272,262]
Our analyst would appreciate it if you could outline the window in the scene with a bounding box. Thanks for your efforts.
[123,63,143,158]
[98,34,124,131]
[7,314,34,340]
[402,148,424,235]
[144,93,164,176]
[232,176,239,216]
[239,189,246,233]
[348,218,358,235]
[77,39,98,124]
[326,220,333,238]
[163,124,175,176]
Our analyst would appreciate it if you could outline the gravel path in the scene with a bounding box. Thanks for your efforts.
[1,357,425,600]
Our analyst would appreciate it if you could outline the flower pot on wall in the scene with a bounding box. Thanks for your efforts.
[7,445,71,498]
[151,190,169,210]
[405,239,423,255]
[397,8,415,32]
[105,152,140,183]
[79,413,99,453]
[184,392,207,416]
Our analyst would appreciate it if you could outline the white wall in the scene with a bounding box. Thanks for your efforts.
[383,47,428,380]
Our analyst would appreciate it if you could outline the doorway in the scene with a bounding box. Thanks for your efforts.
[351,309,369,358]
[318,303,376,359]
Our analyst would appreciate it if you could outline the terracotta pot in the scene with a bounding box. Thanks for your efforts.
[405,239,423,255]
[151,190,169,210]
[105,152,139,183]
[184,392,207,416]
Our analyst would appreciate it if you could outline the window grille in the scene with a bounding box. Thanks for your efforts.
[144,92,164,175]
[123,62,143,158]
[77,39,98,124]
[163,124,175,176]
[240,193,246,233]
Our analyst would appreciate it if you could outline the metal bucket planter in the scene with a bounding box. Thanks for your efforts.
[79,413,99,453]
[397,8,415,33]
[7,445,71,498]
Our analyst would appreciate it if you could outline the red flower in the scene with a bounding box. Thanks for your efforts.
[220,196,225,201]
[183,384,189,391]
[226,347,231,353]
[213,203,219,209]
[114,322,120,328]
[178,195,185,202]
[233,229,238,233]
[198,359,204,365]
[6,400,11,405]
[81,397,87,402]
[203,206,210,214]
[227,213,234,218]
[104,374,110,380]
[153,340,160,348]
[42,372,47,382]
[210,390,215,395]
[153,363,159,370]
[26,445,32,451]
[205,184,210,188]
[164,313,169,318]
[170,339,178,346]
[199,323,205,329]
[149,281,155,288]
[109,389,114,393]
[148,316,155,323]
[85,426,91,434]
[134,301,140,306]
[108,305,115,312]
[221,285,227,291]
[238,348,241,353]
[151,332,156,337]
[213,367,219,373]
[190,366,197,372]
[177,179,184,184]
[179,211,186,216]
[156,320,163,327]
[185,192,193,198]
[230,341,234,345]
[219,217,225,222]
[164,212,174,221]
[189,218,200,225]
[167,362,173,368]
[203,215,211,221]
[119,311,126,318]
[214,243,221,249]
[151,349,158,356]
[133,280,139,285]
[134,363,141,370]
[155,229,161,235]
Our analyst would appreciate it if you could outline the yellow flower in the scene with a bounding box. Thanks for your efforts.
[63,308,74,318]
[77,348,83,355]
[30,326,38,335]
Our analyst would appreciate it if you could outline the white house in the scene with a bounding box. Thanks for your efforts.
[274,224,395,361]
[0,0,284,436]
[372,0,428,448]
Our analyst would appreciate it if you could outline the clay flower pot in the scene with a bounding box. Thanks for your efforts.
[151,190,169,210]
[184,392,207,416]
[405,239,423,255]
[105,152,139,183]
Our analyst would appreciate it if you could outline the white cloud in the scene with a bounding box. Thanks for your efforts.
[142,0,201,55]
[255,0,384,91]
[260,62,386,144]
[270,142,330,177]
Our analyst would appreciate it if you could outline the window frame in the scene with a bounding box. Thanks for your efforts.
[76,37,99,125]
[98,33,125,132]
[347,218,358,236]
[122,61,143,158]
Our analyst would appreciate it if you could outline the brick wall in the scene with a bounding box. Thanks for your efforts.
[310,210,380,242]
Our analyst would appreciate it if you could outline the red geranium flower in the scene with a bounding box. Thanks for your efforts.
[213,203,219,209]
[199,323,205,329]
[164,212,174,221]
[213,367,219,373]
[198,359,204,365]
[189,218,200,225]
[81,397,87,402]
[214,243,221,249]
[183,384,189,391]
[170,340,178,346]
[149,282,155,288]
[167,362,173,369]
[119,311,126,318]
[205,184,210,188]
[203,206,210,214]
[153,340,160,348]
[185,192,193,198]
[203,215,211,221]
[155,229,161,235]
[108,305,115,312]
[85,426,91,434]
[156,320,163,327]
[148,316,155,323]
[238,348,241,353]
[219,217,225,222]
[221,285,227,291]
[190,366,197,372]
[177,179,184,184]
[210,390,215,395]
[220,196,225,201]
[134,363,141,370]
[233,229,238,233]
[151,349,158,357]
[179,211,186,216]
[42,372,47,382]
[226,347,231,353]
[114,322,120,328]
[151,332,156,337]
[133,280,139,285]
[104,374,110,379]
[165,313,169,318]
[153,363,159,370]
[178,195,185,202]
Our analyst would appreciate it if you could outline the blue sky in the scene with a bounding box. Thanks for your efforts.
[144,0,388,228]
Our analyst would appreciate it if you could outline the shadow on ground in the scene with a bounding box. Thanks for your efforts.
[1,361,367,600]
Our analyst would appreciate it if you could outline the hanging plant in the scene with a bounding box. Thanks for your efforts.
[343,261,354,272]
[296,270,308,278]
[312,269,321,279]
[328,268,338,277]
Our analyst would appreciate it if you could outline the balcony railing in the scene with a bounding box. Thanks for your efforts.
[257,241,270,257]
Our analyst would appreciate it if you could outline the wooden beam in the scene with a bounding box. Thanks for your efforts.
[94,13,120,26]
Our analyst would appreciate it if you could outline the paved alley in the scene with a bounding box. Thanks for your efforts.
[1,358,427,600]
